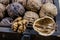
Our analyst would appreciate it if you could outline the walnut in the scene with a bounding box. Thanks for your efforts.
[39,3,57,18]
[24,11,39,25]
[42,0,53,4]
[12,0,27,7]
[0,0,10,5]
[26,0,42,12]
[0,17,13,24]
[6,2,25,18]
[45,0,53,3]
[0,3,6,19]
[33,16,57,36]
[11,17,27,33]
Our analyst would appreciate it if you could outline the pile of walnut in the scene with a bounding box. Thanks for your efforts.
[0,0,58,34]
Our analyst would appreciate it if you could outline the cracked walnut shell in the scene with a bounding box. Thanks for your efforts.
[33,16,57,36]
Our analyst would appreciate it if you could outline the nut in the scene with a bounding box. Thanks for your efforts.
[33,16,57,36]
[0,0,10,5]
[42,0,53,4]
[39,3,57,18]
[26,0,42,12]
[11,17,27,33]
[0,17,13,24]
[6,2,25,18]
[0,3,6,19]
[12,0,27,7]
[24,11,39,25]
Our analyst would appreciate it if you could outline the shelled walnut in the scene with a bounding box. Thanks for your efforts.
[24,11,39,25]
[0,17,13,24]
[11,17,27,33]
[0,3,6,19]
[6,2,25,18]
[33,16,57,36]
[39,3,57,18]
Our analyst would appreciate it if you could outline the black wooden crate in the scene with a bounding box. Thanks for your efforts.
[0,0,60,40]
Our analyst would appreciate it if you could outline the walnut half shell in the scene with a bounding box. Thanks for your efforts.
[33,16,57,36]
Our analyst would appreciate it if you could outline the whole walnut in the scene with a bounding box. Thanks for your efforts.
[11,17,27,33]
[39,3,57,18]
[24,11,39,25]
[45,0,53,3]
[42,0,53,4]
[0,17,13,24]
[12,0,27,7]
[26,0,42,12]
[0,0,10,5]
[6,2,25,18]
[0,3,6,19]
